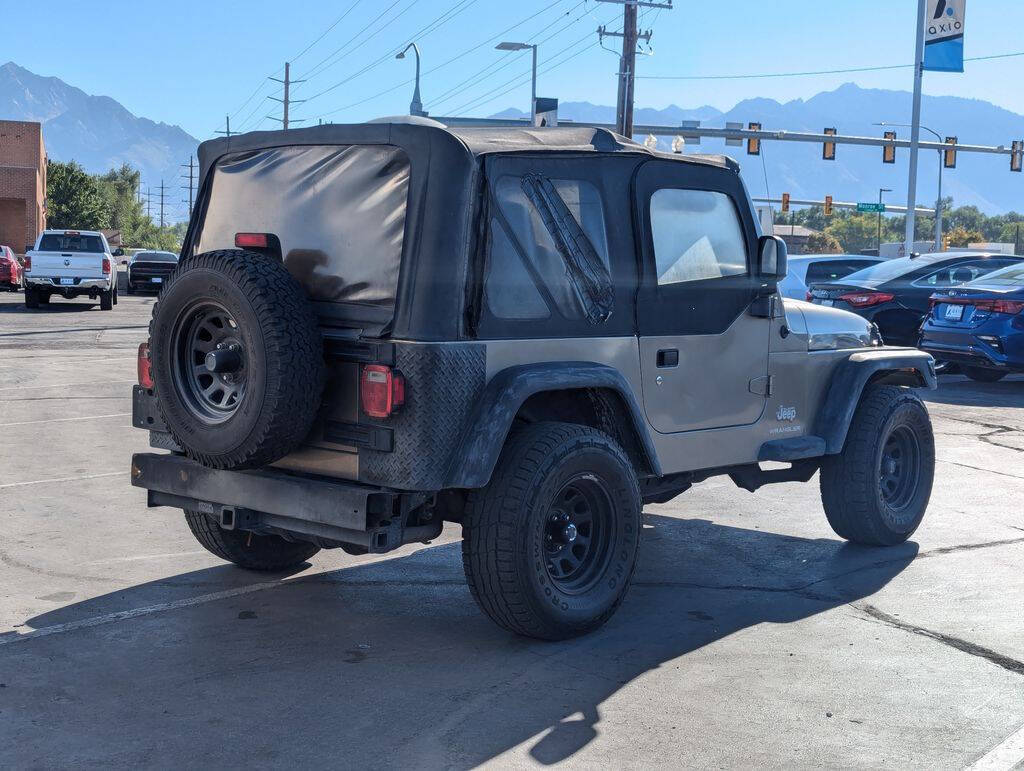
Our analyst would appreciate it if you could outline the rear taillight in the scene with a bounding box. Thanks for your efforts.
[137,342,154,388]
[805,290,813,302]
[360,364,405,419]
[839,291,895,309]
[23,255,31,272]
[102,257,111,275]
[977,299,1024,315]
[235,232,269,249]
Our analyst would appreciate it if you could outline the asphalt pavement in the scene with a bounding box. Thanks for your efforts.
[1,289,1023,769]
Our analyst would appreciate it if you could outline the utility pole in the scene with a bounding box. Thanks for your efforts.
[596,0,670,138]
[215,115,232,138]
[268,62,306,130]
[156,180,166,230]
[181,157,196,216]
[144,186,152,220]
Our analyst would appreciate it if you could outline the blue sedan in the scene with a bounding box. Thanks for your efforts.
[920,263,1024,382]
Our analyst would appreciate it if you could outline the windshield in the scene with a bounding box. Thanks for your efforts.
[38,234,104,253]
[966,263,1024,287]
[132,251,178,263]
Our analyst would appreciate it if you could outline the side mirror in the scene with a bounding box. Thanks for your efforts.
[758,235,787,281]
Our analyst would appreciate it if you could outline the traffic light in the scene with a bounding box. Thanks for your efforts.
[823,127,837,161]
[1012,141,1023,173]
[944,137,958,169]
[824,195,834,216]
[747,122,761,155]
[883,131,897,164]
[781,192,790,213]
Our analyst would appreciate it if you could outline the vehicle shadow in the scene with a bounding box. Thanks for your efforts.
[0,301,101,314]
[7,514,918,768]
[926,374,1024,410]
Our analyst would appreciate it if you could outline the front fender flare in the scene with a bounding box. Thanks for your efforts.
[444,362,661,488]
[815,348,937,455]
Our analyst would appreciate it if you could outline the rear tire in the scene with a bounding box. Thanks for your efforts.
[820,385,934,546]
[24,286,39,309]
[184,510,320,571]
[963,366,1006,383]
[461,422,641,640]
[100,289,113,310]
[150,250,325,470]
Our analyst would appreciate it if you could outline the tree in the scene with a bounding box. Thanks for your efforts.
[46,160,109,230]
[96,164,149,245]
[804,231,842,254]
[946,225,984,248]
[825,214,898,253]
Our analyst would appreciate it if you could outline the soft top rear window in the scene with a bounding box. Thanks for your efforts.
[194,144,410,309]
[39,234,104,253]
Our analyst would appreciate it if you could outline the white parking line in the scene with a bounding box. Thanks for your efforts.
[0,471,123,489]
[0,412,131,427]
[0,379,134,392]
[0,581,286,647]
[967,721,1024,770]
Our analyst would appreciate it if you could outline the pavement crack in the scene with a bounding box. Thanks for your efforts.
[937,459,1024,480]
[854,604,1024,676]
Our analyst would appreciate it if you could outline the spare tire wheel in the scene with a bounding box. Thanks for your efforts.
[149,249,325,469]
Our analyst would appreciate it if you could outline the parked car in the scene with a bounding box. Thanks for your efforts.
[130,122,937,640]
[919,262,1024,381]
[23,229,118,310]
[0,245,22,291]
[807,251,1022,346]
[126,250,179,294]
[778,254,883,300]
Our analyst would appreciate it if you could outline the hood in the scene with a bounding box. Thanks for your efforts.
[784,298,879,351]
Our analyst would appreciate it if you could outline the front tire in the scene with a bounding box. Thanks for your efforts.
[184,510,320,571]
[462,422,641,640]
[820,385,934,546]
[963,366,1006,383]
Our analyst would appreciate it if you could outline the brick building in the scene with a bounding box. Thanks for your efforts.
[0,120,46,254]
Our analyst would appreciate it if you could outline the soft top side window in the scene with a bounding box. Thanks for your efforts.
[484,174,613,324]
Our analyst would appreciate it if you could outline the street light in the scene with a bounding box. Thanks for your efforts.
[496,41,537,125]
[878,188,892,254]
[396,43,424,117]
[875,121,944,251]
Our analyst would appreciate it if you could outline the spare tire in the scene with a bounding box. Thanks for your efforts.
[149,249,325,469]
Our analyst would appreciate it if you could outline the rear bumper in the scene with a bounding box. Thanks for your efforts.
[130,452,438,553]
[25,276,112,292]
[920,340,1020,371]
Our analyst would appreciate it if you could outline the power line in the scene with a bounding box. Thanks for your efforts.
[296,0,484,110]
[425,0,587,110]
[291,0,365,63]
[298,0,412,84]
[311,0,577,118]
[635,51,1024,81]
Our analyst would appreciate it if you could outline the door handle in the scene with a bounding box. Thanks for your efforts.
[656,349,679,368]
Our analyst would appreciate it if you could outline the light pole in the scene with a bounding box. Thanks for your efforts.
[878,188,892,254]
[496,41,537,125]
[876,121,944,251]
[396,43,424,117]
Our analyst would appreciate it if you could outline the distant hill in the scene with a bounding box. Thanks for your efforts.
[0,62,198,218]
[493,84,1024,215]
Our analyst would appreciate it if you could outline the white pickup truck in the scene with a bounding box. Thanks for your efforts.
[24,229,118,310]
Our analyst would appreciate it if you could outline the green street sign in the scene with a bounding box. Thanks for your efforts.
[857,203,886,213]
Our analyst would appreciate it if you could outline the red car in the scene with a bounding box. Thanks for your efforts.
[0,245,22,291]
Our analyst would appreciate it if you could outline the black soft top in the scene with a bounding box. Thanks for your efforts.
[189,121,738,341]
[196,120,736,183]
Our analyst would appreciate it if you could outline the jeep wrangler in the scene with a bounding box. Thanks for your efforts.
[130,120,936,640]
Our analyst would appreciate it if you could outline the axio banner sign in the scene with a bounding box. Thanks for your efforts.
[924,0,966,72]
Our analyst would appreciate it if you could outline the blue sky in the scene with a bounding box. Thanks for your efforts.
[5,0,1023,139]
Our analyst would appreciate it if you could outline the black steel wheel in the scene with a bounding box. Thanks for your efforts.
[462,422,641,640]
[171,301,248,424]
[820,385,935,546]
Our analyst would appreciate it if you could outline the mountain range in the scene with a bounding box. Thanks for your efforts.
[0,62,199,216]
[1,61,1022,216]
[493,85,1024,215]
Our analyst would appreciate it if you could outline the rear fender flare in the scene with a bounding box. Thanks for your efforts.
[815,349,937,454]
[444,362,661,488]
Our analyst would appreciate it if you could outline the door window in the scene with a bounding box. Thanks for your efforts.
[913,259,1016,287]
[650,189,747,286]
